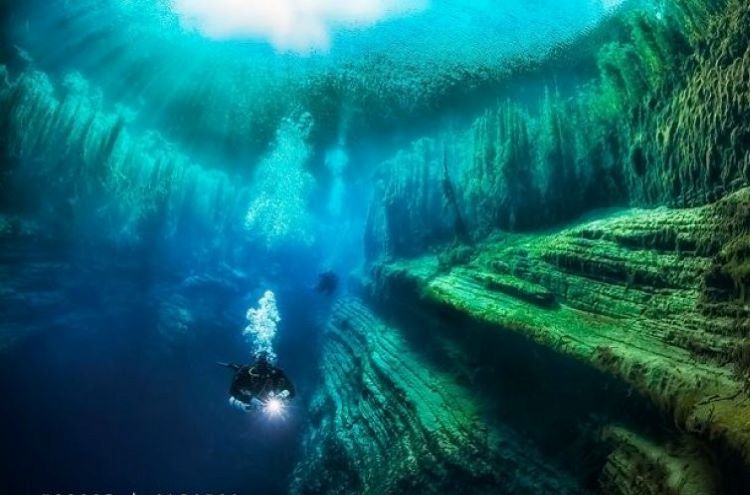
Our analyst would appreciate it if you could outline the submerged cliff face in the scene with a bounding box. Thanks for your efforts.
[296,190,750,493]
[294,1,750,491]
[364,0,750,261]
[376,190,750,491]
[290,298,586,495]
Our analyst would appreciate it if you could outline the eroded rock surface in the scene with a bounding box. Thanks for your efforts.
[291,298,585,495]
[369,189,750,473]
[600,425,719,495]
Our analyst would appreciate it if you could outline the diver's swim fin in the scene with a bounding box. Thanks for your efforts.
[217,362,241,371]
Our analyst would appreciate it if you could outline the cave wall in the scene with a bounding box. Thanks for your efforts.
[364,0,750,261]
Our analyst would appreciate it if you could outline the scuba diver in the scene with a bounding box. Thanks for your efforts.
[315,270,339,296]
[218,351,295,414]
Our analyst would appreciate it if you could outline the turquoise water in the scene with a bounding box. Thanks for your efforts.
[5,0,744,494]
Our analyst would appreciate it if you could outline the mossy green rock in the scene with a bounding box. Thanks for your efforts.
[371,189,750,466]
[291,298,584,495]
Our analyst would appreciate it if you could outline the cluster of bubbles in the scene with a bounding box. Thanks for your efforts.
[244,112,316,249]
[243,290,281,362]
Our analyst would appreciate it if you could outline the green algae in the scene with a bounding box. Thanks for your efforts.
[292,298,585,495]
[369,191,750,468]
[600,425,719,495]
[365,0,750,261]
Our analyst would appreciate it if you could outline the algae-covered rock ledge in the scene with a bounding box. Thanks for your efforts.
[291,189,750,494]
[361,189,750,491]
[291,298,587,495]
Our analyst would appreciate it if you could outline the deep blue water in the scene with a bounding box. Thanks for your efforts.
[0,248,326,494]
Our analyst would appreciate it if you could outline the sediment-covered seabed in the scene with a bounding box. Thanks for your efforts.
[2,0,750,493]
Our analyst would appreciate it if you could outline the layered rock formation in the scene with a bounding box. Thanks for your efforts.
[599,425,719,495]
[291,298,585,495]
[364,189,750,491]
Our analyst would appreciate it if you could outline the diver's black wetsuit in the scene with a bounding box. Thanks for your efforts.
[230,363,295,402]
[222,355,295,410]
[315,271,338,295]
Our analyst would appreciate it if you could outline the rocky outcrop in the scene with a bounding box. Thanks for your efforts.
[368,189,750,489]
[0,67,249,259]
[600,426,719,495]
[291,298,585,495]
[364,0,750,261]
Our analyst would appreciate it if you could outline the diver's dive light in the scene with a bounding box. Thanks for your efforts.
[264,397,284,417]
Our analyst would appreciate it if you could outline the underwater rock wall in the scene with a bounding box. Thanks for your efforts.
[650,0,750,205]
[599,425,719,495]
[367,188,750,490]
[291,297,585,495]
[365,0,750,261]
[0,67,250,262]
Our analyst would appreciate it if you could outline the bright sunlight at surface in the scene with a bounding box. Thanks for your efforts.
[170,0,428,52]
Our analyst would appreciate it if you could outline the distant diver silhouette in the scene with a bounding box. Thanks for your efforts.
[315,270,339,295]
[218,351,295,415]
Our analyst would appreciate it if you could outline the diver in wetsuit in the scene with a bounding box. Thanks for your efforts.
[218,351,295,412]
[315,271,339,296]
